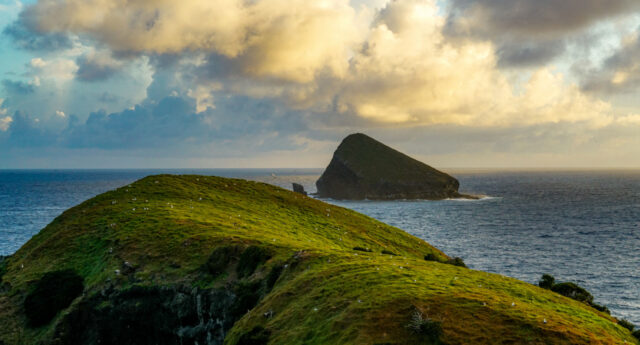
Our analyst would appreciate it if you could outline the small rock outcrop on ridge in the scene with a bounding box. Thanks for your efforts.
[292,183,307,196]
[316,133,471,200]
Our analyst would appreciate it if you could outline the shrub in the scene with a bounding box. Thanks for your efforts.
[632,329,640,340]
[265,265,283,292]
[381,250,398,256]
[236,326,271,345]
[591,303,610,314]
[446,257,467,268]
[538,274,612,313]
[237,246,272,278]
[538,274,555,289]
[24,269,84,327]
[406,310,443,344]
[353,247,372,253]
[424,253,440,262]
[204,245,242,277]
[618,319,635,332]
[551,282,593,304]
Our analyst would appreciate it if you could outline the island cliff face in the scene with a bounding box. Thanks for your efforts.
[316,133,463,200]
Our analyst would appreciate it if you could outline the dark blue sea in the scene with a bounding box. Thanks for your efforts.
[1,169,639,324]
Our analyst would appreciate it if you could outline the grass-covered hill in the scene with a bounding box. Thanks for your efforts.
[0,175,636,344]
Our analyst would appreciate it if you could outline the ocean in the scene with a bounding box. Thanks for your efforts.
[1,169,638,324]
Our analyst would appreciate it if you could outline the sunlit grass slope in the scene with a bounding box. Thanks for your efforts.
[0,175,636,344]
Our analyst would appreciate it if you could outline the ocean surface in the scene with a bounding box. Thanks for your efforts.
[1,169,639,324]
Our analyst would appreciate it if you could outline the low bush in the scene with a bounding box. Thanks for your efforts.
[591,303,610,314]
[423,254,439,262]
[236,326,271,345]
[237,246,272,278]
[446,257,467,268]
[551,282,593,304]
[381,250,398,256]
[24,269,84,327]
[618,319,635,332]
[406,310,443,344]
[632,330,640,340]
[537,274,614,314]
[538,274,555,289]
[353,247,372,252]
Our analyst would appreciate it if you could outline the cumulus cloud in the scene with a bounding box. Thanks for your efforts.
[10,0,624,129]
[3,0,640,168]
[0,116,11,132]
[27,57,78,81]
[2,17,72,51]
[581,30,640,94]
[445,0,640,67]
[18,0,365,83]
[0,99,10,131]
[447,0,640,36]
[75,50,124,82]
[2,79,36,95]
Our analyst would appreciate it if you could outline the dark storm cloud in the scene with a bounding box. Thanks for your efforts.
[2,79,35,95]
[2,17,71,51]
[446,0,640,68]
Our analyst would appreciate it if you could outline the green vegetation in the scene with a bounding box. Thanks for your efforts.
[237,246,272,278]
[0,175,637,344]
[23,270,84,327]
[619,319,635,332]
[237,326,271,345]
[406,309,443,344]
[537,274,616,317]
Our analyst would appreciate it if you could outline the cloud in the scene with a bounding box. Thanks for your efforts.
[0,99,10,131]
[27,57,78,81]
[445,0,640,67]
[447,0,640,37]
[3,0,639,168]
[2,79,35,95]
[56,94,308,152]
[75,51,124,82]
[17,0,365,83]
[2,14,72,51]
[0,116,11,131]
[8,0,627,130]
[581,30,640,94]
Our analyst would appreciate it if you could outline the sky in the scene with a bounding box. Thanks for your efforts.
[0,0,639,169]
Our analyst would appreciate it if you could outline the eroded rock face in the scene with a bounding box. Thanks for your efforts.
[316,133,463,200]
[53,286,237,345]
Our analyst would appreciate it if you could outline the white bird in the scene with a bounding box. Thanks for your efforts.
[543,319,547,324]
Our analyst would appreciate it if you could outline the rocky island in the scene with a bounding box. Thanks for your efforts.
[0,175,636,344]
[316,133,473,200]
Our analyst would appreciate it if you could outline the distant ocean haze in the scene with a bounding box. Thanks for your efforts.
[0,169,638,324]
